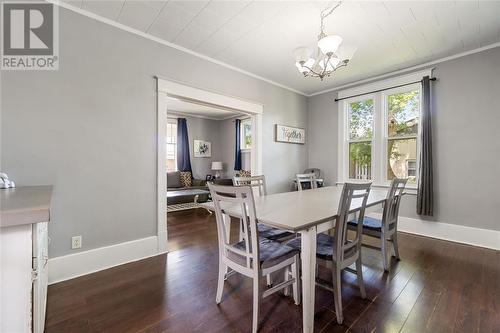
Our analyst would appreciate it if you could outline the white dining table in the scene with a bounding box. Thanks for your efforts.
[201,185,389,333]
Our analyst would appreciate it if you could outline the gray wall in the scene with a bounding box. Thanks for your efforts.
[307,90,339,187]
[219,118,236,179]
[0,8,308,257]
[308,46,500,231]
[179,116,223,180]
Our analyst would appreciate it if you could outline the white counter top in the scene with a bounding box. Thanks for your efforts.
[0,186,52,228]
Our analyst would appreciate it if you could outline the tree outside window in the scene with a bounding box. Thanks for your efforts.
[387,90,419,183]
[348,99,373,180]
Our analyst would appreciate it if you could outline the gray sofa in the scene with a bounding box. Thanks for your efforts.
[167,171,209,205]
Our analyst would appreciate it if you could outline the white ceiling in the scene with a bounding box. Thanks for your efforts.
[63,0,500,95]
[166,97,242,120]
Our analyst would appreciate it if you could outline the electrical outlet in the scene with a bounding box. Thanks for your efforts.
[71,236,82,249]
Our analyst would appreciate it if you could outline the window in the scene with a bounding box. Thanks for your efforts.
[240,119,252,150]
[347,99,373,180]
[338,72,426,188]
[166,121,177,171]
[386,90,419,184]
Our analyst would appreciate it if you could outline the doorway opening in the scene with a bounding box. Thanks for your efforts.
[156,78,263,253]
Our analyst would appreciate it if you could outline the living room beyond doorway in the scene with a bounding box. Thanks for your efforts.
[157,79,264,252]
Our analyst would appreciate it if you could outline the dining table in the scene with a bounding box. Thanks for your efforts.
[201,185,390,333]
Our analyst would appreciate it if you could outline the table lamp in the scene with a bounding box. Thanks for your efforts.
[211,161,223,179]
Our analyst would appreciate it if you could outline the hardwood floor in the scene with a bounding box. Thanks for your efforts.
[45,209,499,333]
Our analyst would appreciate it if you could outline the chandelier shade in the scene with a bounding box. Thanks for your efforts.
[336,45,357,61]
[293,47,312,63]
[295,58,315,73]
[317,35,343,55]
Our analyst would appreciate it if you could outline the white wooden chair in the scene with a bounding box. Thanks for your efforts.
[296,173,317,191]
[233,175,295,287]
[287,182,371,324]
[347,178,407,271]
[233,175,267,196]
[208,183,301,333]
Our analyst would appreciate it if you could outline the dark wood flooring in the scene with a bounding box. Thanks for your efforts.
[45,209,500,333]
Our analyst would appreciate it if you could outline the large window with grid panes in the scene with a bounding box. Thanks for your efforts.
[339,79,422,188]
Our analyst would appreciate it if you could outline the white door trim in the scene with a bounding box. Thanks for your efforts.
[156,77,264,253]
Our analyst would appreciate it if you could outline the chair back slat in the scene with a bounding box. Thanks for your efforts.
[383,178,408,229]
[233,175,267,197]
[296,173,317,191]
[334,183,372,263]
[208,183,260,272]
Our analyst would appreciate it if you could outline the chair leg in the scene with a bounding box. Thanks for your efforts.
[392,232,400,260]
[216,262,225,304]
[381,234,389,271]
[355,257,366,299]
[292,257,301,305]
[283,268,290,296]
[333,266,343,324]
[252,277,260,333]
[266,274,272,287]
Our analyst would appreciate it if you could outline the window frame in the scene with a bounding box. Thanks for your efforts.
[337,70,431,190]
[381,83,422,186]
[343,94,376,182]
[166,118,178,172]
[240,118,252,151]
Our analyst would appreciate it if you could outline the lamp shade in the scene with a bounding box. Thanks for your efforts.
[295,58,315,73]
[336,44,357,61]
[293,47,312,63]
[211,161,223,171]
[317,35,342,55]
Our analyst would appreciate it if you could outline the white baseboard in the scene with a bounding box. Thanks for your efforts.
[369,213,500,251]
[48,236,166,285]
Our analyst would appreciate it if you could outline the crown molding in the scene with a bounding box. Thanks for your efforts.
[47,0,308,97]
[46,1,500,99]
[308,41,500,97]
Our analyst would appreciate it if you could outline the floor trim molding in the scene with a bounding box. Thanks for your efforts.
[49,216,499,284]
[48,236,165,285]
[369,213,500,251]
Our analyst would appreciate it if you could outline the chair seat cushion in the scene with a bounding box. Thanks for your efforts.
[230,238,299,269]
[348,216,382,231]
[258,224,294,242]
[286,233,357,261]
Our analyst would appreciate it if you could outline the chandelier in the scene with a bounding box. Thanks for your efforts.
[293,2,355,81]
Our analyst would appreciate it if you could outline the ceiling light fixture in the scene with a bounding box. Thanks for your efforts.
[294,2,356,81]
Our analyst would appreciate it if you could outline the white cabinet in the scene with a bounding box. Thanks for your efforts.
[1,186,52,333]
[33,222,49,333]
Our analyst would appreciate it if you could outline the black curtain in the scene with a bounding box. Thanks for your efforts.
[417,76,433,216]
[234,119,242,170]
[176,118,192,173]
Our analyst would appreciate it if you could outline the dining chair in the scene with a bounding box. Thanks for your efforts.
[233,175,295,286]
[296,173,317,191]
[287,182,371,324]
[347,178,407,271]
[233,175,295,287]
[233,175,294,241]
[208,183,301,333]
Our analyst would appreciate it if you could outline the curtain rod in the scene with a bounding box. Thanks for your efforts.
[334,77,437,102]
[231,116,251,122]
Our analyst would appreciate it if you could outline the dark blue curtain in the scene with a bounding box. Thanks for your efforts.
[177,118,192,173]
[234,119,242,170]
